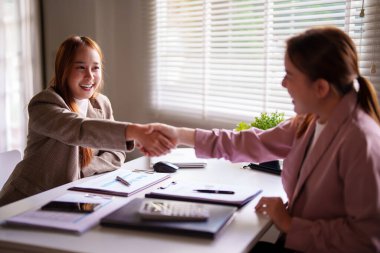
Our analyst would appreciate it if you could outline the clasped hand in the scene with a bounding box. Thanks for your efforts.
[129,123,179,157]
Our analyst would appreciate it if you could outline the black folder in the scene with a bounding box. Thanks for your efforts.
[100,198,237,239]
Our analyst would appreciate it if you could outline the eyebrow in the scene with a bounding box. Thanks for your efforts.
[73,61,100,65]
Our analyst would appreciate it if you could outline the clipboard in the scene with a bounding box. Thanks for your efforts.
[145,181,262,208]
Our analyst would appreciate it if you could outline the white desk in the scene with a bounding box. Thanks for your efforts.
[0,152,286,253]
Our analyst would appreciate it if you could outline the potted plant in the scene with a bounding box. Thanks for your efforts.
[235,112,285,175]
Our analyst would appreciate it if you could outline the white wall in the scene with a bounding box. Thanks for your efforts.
[42,0,153,159]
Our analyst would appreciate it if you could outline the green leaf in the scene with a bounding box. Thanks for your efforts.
[235,112,285,131]
[235,121,251,131]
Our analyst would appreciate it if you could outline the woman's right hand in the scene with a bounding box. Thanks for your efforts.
[126,123,177,156]
[145,123,179,144]
[146,123,196,148]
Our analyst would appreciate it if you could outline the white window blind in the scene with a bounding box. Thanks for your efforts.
[150,0,380,125]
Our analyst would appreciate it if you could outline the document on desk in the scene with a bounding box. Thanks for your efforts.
[145,181,262,207]
[150,148,207,168]
[4,193,113,234]
[68,169,170,197]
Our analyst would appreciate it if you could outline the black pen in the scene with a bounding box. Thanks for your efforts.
[116,176,131,186]
[194,189,235,194]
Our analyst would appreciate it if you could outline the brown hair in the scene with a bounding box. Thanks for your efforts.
[286,27,380,137]
[50,36,104,168]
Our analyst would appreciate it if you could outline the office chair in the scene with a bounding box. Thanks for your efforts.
[0,150,22,190]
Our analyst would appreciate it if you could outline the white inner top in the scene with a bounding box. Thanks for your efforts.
[74,98,89,118]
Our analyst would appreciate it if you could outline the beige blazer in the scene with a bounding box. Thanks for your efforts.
[0,88,134,206]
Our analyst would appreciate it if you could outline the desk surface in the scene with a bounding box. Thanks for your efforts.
[0,150,286,253]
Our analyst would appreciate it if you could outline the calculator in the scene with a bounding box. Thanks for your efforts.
[138,199,209,222]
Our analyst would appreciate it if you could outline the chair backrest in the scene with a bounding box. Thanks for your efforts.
[0,150,22,190]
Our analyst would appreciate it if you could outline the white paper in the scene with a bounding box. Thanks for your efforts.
[69,169,170,196]
[148,181,262,206]
[5,192,113,233]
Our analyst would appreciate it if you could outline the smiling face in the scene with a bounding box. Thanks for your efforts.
[282,54,319,115]
[67,46,102,100]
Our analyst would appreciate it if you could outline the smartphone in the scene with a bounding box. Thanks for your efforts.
[40,201,101,213]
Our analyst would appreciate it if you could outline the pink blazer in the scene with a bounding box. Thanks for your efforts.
[194,91,380,253]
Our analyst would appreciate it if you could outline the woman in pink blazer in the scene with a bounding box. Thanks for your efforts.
[147,27,380,252]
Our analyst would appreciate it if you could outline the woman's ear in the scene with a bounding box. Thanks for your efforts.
[314,78,330,98]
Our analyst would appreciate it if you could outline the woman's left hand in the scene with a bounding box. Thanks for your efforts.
[255,197,292,233]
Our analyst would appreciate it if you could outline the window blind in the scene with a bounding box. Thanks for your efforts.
[150,0,380,125]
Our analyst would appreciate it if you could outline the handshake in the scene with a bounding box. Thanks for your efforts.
[127,123,191,157]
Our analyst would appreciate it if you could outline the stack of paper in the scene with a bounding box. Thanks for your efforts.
[150,148,207,168]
